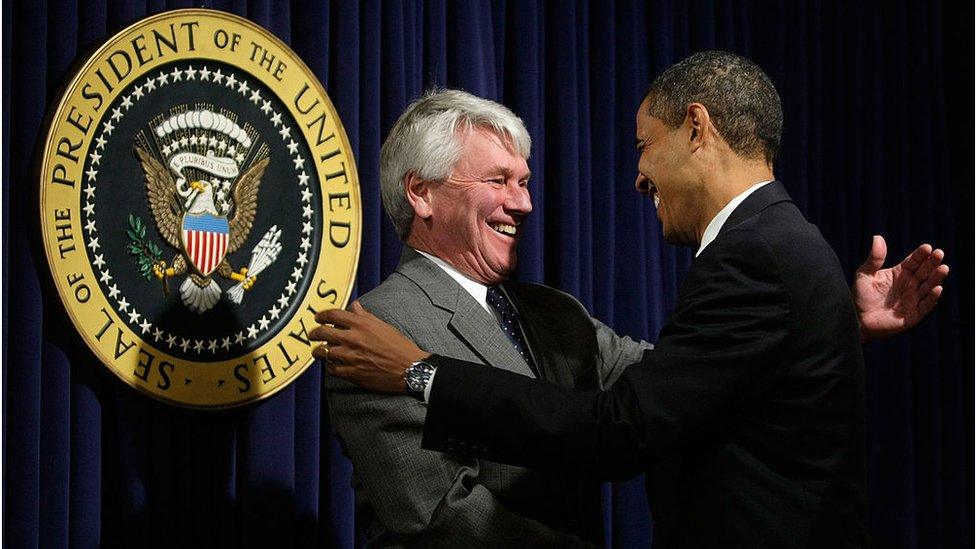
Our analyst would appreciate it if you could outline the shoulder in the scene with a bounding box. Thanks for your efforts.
[505,281,589,316]
[358,272,427,322]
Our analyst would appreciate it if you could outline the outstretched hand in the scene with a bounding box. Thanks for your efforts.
[310,301,428,393]
[853,235,949,341]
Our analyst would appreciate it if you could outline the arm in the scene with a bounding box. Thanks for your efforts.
[322,308,597,548]
[318,230,791,480]
[590,317,654,389]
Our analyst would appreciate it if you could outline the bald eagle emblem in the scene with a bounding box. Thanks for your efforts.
[135,108,282,313]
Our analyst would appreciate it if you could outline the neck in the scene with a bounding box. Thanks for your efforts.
[695,161,774,243]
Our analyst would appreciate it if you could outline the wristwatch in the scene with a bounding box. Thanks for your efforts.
[404,354,439,400]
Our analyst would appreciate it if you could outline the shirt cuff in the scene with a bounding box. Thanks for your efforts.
[423,368,437,403]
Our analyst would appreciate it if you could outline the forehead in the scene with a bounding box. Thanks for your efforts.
[454,126,528,173]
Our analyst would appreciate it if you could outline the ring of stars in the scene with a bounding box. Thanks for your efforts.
[82,63,318,356]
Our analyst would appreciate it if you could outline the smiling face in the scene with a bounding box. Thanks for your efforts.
[418,126,532,284]
[634,97,705,246]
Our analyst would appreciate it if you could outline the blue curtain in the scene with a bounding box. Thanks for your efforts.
[3,1,970,547]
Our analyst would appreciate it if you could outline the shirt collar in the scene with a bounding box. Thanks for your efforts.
[696,181,772,257]
[414,249,493,315]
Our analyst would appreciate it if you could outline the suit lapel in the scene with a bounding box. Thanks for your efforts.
[395,248,536,378]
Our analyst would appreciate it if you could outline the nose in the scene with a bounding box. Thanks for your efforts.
[505,182,533,215]
[635,173,651,194]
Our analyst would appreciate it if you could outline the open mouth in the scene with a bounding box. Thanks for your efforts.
[649,183,660,209]
[488,222,518,237]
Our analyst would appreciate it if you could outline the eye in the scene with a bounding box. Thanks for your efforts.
[485,178,506,187]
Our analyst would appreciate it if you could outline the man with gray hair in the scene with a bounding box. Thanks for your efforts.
[325,89,650,547]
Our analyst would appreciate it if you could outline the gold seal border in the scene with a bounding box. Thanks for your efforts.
[39,9,362,409]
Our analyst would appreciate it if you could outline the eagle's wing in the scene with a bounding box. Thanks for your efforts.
[136,147,183,250]
[227,156,270,254]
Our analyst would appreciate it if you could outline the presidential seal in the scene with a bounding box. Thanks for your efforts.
[38,9,361,409]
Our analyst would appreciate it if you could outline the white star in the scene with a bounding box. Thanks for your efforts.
[299,237,311,250]
[108,284,120,299]
[270,111,282,126]
[199,66,211,81]
[207,340,218,353]
[189,135,199,146]
[302,204,313,218]
[225,73,237,88]
[258,316,270,330]
[302,221,312,235]
[140,319,152,334]
[133,85,144,99]
[95,135,107,149]
[179,136,189,147]
[287,140,299,154]
[99,269,112,284]
[217,140,227,151]
[144,77,157,92]
[156,71,169,86]
[246,324,258,338]
[162,144,171,156]
[193,340,204,353]
[92,254,105,268]
[128,309,141,324]
[261,100,273,114]
[291,266,303,280]
[87,237,100,251]
[121,95,133,109]
[296,252,308,266]
[85,218,97,233]
[237,80,250,95]
[276,293,290,308]
[269,305,281,320]
[185,65,197,79]
[279,126,292,139]
[83,185,96,199]
[221,337,232,350]
[293,156,304,170]
[180,338,190,352]
[117,296,129,312]
[83,202,95,216]
[235,153,245,164]
[234,331,245,345]
[166,334,177,348]
[298,172,309,185]
[170,66,183,81]
[301,188,313,203]
[102,120,114,136]
[285,280,297,294]
[89,150,102,165]
[208,136,219,148]
[153,327,163,340]
[249,89,262,104]
[110,107,123,121]
[86,166,98,181]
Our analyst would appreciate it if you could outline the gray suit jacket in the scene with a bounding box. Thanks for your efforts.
[325,248,649,548]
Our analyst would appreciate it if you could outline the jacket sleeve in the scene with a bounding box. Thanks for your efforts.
[326,305,597,548]
[422,229,791,480]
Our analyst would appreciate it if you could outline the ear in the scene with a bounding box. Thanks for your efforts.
[686,103,711,151]
[404,171,434,219]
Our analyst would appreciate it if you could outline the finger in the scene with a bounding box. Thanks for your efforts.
[310,324,355,346]
[350,299,379,319]
[915,264,949,300]
[899,243,934,274]
[316,307,362,329]
[917,286,944,318]
[312,343,330,361]
[858,235,887,274]
[912,248,945,284]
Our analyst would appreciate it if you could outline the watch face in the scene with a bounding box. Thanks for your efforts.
[407,361,433,392]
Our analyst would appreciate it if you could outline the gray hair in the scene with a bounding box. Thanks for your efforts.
[380,89,532,239]
[645,51,783,164]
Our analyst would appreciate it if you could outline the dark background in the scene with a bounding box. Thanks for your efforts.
[3,1,971,547]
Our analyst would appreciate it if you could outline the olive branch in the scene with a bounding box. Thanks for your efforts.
[126,214,163,280]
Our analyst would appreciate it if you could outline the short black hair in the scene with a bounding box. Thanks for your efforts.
[645,51,783,164]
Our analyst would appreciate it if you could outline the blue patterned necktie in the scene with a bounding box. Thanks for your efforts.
[486,286,539,377]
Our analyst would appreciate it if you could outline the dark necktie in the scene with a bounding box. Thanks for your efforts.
[486,286,539,377]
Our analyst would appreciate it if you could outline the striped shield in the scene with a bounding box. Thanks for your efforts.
[182,213,230,276]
